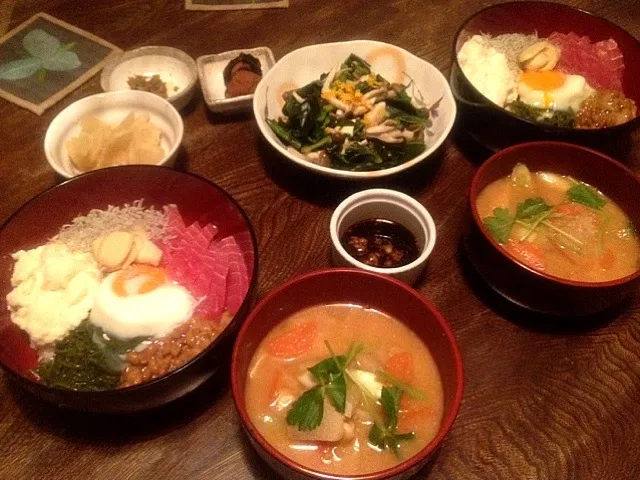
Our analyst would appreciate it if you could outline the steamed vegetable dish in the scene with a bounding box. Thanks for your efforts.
[245,304,444,475]
[267,54,435,171]
[477,164,639,282]
[457,32,637,128]
[6,201,253,391]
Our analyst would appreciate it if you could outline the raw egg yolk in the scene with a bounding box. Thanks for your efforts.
[113,265,167,296]
[520,70,566,91]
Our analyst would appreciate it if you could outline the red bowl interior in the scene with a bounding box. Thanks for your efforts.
[0,165,257,387]
[469,141,640,288]
[454,1,640,108]
[231,268,464,480]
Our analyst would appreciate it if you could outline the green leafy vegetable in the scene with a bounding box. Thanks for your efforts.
[286,387,325,431]
[266,54,429,172]
[35,320,123,391]
[505,100,575,128]
[567,183,606,210]
[368,386,415,455]
[286,342,363,431]
[483,207,514,244]
[337,54,371,82]
[516,197,552,220]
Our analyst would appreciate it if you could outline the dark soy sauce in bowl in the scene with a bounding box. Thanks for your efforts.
[340,218,420,268]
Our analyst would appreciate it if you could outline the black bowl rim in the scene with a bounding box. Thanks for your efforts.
[0,164,259,398]
[451,0,640,134]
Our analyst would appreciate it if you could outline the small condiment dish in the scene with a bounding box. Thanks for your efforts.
[196,47,275,113]
[100,46,198,110]
[45,90,184,178]
[330,189,436,284]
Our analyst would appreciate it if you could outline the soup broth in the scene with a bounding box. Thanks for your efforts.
[245,304,444,475]
[476,163,640,282]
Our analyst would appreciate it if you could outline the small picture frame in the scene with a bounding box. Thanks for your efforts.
[185,0,288,11]
[0,12,121,115]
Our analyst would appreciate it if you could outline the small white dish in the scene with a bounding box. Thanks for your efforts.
[197,47,275,113]
[253,40,457,179]
[100,46,198,110]
[45,90,184,179]
[330,189,436,284]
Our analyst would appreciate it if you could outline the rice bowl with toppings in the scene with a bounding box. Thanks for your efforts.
[0,166,258,411]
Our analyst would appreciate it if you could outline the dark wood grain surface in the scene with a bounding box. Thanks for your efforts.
[1,1,639,479]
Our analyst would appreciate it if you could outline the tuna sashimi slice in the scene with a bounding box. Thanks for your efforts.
[548,31,625,91]
[161,205,254,321]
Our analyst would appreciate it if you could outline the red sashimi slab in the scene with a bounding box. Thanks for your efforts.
[549,32,625,91]
[161,205,251,322]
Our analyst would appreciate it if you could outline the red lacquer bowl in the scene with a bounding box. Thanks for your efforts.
[0,166,258,412]
[450,1,640,152]
[231,268,464,480]
[467,141,640,316]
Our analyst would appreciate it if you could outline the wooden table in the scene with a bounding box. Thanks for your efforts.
[1,1,639,478]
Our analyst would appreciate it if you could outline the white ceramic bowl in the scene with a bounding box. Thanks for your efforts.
[330,189,436,284]
[197,47,275,113]
[44,90,184,178]
[253,40,456,179]
[100,46,198,110]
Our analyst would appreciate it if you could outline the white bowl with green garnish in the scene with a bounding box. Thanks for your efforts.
[467,141,640,316]
[253,40,456,179]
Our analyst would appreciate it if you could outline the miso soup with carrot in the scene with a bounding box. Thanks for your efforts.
[477,163,640,282]
[245,304,444,475]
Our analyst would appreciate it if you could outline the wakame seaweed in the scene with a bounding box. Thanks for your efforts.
[267,54,429,172]
[35,320,123,391]
[506,100,576,128]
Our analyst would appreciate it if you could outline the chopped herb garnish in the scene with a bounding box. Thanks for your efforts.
[516,197,552,220]
[368,386,415,455]
[376,370,425,401]
[286,387,325,431]
[483,207,514,244]
[567,183,606,210]
[286,342,363,431]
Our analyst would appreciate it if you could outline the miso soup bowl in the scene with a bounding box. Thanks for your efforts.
[451,1,640,152]
[467,141,640,316]
[231,268,464,480]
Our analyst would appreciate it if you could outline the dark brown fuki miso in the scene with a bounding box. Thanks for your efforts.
[341,218,420,268]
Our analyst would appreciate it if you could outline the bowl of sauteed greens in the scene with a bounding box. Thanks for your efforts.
[254,41,456,179]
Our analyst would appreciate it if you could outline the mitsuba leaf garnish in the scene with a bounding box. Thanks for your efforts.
[516,197,551,220]
[286,342,363,431]
[286,387,325,431]
[482,207,514,244]
[567,183,606,210]
[368,386,415,455]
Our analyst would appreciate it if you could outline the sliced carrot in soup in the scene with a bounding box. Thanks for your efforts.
[266,322,317,359]
[506,241,546,271]
[385,352,414,383]
[599,248,615,270]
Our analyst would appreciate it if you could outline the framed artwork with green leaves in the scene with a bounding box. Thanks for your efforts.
[0,13,121,115]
